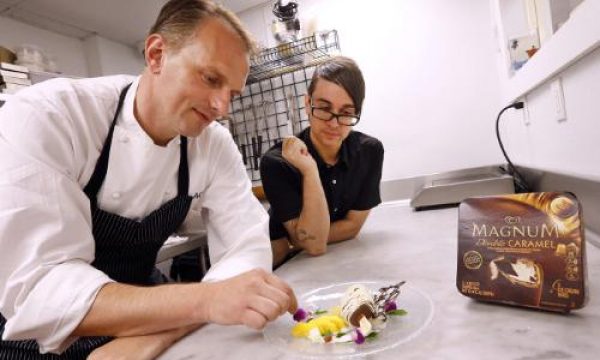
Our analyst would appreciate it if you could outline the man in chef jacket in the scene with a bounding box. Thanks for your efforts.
[0,0,297,358]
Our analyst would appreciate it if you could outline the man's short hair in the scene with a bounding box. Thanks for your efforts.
[307,56,366,115]
[149,0,256,54]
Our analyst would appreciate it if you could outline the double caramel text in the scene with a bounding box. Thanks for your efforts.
[474,238,556,249]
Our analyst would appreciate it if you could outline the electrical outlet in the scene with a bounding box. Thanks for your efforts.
[551,78,567,122]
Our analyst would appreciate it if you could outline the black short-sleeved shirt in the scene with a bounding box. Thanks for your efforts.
[260,127,384,240]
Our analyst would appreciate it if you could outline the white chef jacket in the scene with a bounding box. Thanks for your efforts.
[0,75,272,353]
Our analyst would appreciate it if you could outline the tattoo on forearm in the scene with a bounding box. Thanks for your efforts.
[297,229,316,243]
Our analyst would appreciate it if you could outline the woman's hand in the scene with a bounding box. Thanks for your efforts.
[281,136,317,175]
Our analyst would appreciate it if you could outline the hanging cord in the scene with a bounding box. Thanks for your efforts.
[273,0,298,21]
[495,102,532,192]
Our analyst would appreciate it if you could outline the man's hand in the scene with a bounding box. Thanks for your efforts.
[281,136,317,175]
[202,269,297,330]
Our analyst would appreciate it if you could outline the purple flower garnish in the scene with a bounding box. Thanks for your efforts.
[384,301,397,313]
[352,329,365,344]
[293,308,308,322]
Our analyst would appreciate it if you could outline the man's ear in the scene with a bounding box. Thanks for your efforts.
[145,34,166,74]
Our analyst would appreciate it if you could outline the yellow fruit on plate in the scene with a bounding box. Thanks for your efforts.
[322,315,346,330]
[291,314,348,338]
[314,318,337,335]
[291,322,313,337]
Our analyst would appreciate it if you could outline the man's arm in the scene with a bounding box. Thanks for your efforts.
[74,283,206,337]
[75,268,297,337]
[83,269,298,360]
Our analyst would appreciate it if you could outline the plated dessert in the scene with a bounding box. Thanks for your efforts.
[291,281,407,344]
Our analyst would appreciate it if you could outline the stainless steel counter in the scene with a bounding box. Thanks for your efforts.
[159,201,599,359]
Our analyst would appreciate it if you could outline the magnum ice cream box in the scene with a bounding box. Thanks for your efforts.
[457,192,588,312]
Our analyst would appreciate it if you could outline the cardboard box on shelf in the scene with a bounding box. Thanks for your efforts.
[0,69,28,79]
[0,62,29,73]
[0,76,32,86]
[0,47,16,64]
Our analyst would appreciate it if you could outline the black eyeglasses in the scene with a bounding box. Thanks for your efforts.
[309,100,360,126]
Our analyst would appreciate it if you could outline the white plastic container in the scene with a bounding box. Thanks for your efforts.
[15,44,47,72]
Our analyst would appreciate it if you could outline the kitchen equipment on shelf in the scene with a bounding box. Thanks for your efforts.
[271,0,300,44]
[227,30,340,184]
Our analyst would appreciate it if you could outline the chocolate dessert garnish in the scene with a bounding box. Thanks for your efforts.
[373,281,406,319]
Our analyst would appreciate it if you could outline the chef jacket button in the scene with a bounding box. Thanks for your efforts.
[334,208,338,212]
[111,192,121,199]
[165,190,171,196]
[332,179,337,185]
[176,139,181,145]
[120,136,129,143]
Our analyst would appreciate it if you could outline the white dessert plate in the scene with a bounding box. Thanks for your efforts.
[263,281,434,358]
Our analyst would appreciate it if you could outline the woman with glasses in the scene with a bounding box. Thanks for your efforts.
[260,56,384,267]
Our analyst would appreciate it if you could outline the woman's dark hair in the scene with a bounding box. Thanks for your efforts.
[307,56,366,115]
